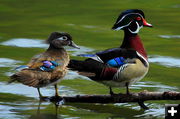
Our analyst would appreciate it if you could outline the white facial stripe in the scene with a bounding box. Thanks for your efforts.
[114,21,132,31]
[57,37,64,41]
[128,21,143,34]
[117,13,143,24]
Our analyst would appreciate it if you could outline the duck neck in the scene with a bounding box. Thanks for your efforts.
[47,44,64,52]
[120,31,148,60]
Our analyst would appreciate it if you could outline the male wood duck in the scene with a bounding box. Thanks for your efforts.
[9,32,80,99]
[68,9,152,95]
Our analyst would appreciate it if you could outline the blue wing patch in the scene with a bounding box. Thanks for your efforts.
[107,57,125,67]
[40,60,60,72]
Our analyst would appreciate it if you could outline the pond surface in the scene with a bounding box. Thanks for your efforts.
[0,0,180,119]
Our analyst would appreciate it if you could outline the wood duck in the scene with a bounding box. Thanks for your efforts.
[68,9,152,95]
[9,32,80,99]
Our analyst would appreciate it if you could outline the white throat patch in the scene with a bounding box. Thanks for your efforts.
[128,22,143,34]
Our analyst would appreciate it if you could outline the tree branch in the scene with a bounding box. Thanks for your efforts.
[49,91,180,109]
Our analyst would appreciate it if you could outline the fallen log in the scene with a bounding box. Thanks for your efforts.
[49,91,180,110]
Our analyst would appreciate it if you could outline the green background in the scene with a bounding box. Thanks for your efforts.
[0,0,179,119]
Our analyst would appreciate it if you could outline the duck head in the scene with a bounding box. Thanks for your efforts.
[112,9,152,34]
[47,32,80,49]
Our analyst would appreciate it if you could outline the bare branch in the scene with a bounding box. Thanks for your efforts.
[49,91,180,109]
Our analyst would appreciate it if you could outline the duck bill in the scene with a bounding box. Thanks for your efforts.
[69,41,80,49]
[142,18,153,27]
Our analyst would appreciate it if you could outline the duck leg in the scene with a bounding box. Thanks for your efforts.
[37,88,43,98]
[37,88,49,101]
[125,82,130,95]
[54,84,59,97]
[138,101,149,110]
[109,87,115,95]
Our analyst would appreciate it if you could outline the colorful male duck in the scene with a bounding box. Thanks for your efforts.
[68,9,152,95]
[9,32,79,99]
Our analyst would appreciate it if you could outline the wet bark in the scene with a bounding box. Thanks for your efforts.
[49,91,180,109]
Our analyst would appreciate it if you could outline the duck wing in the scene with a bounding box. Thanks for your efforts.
[9,52,66,87]
[95,48,138,63]
[27,53,49,69]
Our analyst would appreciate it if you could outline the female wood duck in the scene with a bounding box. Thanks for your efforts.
[9,32,80,99]
[68,9,152,95]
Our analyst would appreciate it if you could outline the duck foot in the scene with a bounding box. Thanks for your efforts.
[39,96,50,101]
[50,96,64,105]
[50,96,62,101]
[138,101,149,110]
[110,92,117,96]
[109,87,118,96]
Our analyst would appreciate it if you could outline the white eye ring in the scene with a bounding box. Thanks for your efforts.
[57,36,68,41]
[62,36,68,40]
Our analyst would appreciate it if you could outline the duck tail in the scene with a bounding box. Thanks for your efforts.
[8,74,19,83]
[68,58,105,74]
[68,60,86,71]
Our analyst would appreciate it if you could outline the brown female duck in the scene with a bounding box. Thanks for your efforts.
[9,32,79,99]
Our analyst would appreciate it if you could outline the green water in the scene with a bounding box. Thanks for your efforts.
[0,0,180,119]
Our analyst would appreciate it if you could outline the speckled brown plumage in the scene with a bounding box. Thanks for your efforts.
[9,32,79,98]
[10,48,69,88]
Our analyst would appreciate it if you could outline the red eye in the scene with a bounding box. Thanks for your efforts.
[136,17,141,21]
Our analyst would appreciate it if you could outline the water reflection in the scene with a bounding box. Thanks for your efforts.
[0,82,76,98]
[67,102,165,119]
[131,81,178,91]
[0,58,22,68]
[29,101,80,119]
[68,103,145,119]
[149,55,180,68]
[29,101,60,119]
[159,35,180,39]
